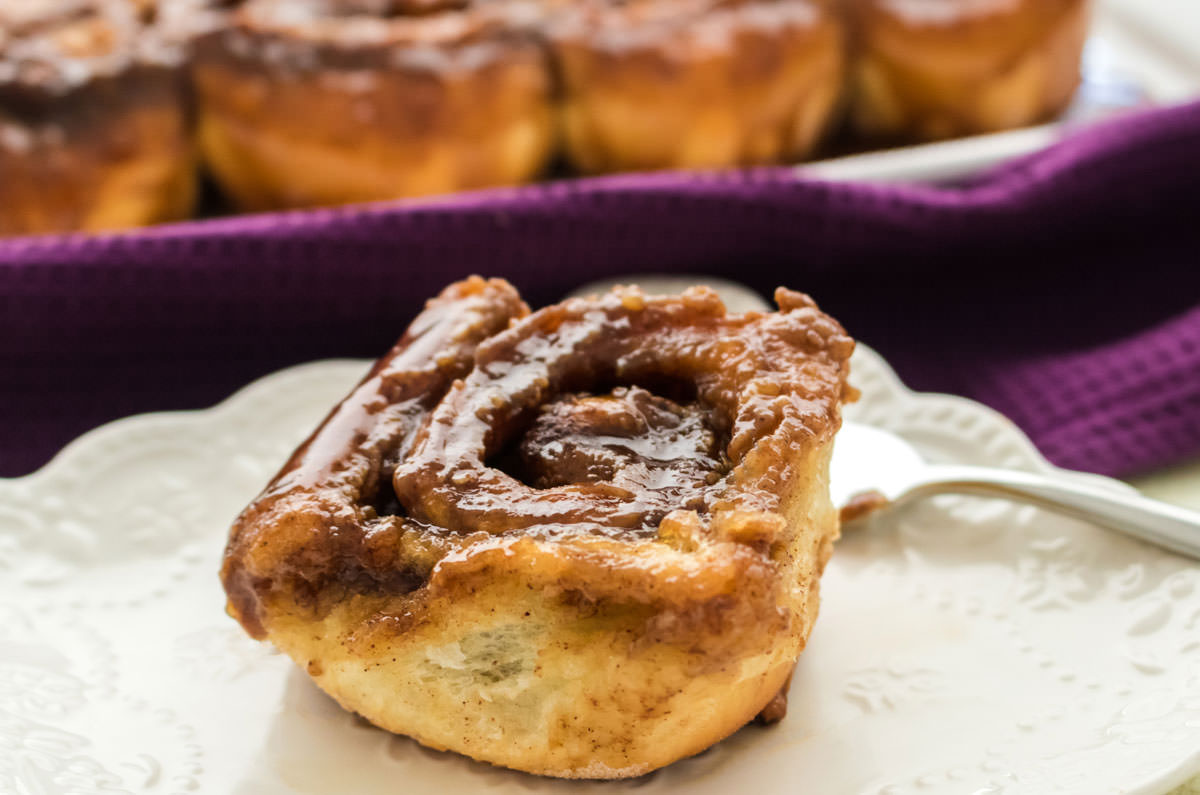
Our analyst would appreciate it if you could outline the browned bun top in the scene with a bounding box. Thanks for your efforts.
[854,0,1080,27]
[0,0,225,98]
[0,0,218,153]
[545,0,836,52]
[847,0,1087,43]
[147,0,238,50]
[214,0,543,72]
[220,278,854,638]
[0,1,143,94]
[845,0,1087,72]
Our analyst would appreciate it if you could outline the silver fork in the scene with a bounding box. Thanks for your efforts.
[832,422,1200,560]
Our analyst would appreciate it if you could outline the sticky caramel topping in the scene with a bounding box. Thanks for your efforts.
[546,0,829,50]
[848,0,1085,53]
[392,284,852,537]
[0,1,134,91]
[222,0,543,72]
[0,0,219,96]
[221,278,854,638]
[220,0,832,72]
[517,387,720,492]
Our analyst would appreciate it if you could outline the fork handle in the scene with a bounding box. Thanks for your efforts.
[903,465,1200,560]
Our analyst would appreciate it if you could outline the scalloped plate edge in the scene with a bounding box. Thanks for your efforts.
[3,346,1193,792]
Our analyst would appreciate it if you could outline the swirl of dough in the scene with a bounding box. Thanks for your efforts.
[394,284,854,537]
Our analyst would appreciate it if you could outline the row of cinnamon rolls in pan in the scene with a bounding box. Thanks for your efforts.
[0,0,1091,234]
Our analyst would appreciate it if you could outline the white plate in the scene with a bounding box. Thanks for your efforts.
[2,347,1199,795]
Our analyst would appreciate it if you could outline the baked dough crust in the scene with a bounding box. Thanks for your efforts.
[548,0,846,173]
[223,277,854,778]
[192,0,555,210]
[845,0,1091,140]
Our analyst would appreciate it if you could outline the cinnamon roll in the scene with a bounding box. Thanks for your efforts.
[191,0,555,210]
[221,277,855,778]
[844,0,1091,140]
[0,0,198,235]
[547,0,845,173]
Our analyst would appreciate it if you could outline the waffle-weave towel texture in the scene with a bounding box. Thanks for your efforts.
[2,101,1199,478]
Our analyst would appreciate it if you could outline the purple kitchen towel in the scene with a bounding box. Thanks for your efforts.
[2,101,1200,479]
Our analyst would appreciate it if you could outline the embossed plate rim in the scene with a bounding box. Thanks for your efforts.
[2,345,1199,795]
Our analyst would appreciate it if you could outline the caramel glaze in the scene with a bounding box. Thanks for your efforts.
[205,0,826,73]
[222,277,530,638]
[516,387,721,500]
[847,0,1086,72]
[839,488,888,523]
[394,284,853,536]
[0,0,216,100]
[0,1,143,96]
[222,278,854,667]
[200,0,545,74]
[754,671,793,724]
[547,0,834,51]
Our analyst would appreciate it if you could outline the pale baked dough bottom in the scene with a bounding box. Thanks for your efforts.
[258,443,838,779]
